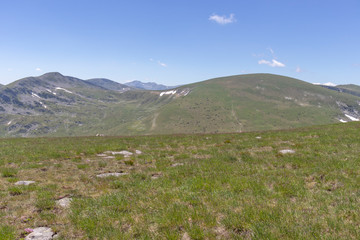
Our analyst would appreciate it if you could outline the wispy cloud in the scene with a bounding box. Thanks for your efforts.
[150,58,167,67]
[296,66,302,73]
[258,59,285,67]
[35,67,42,71]
[209,13,236,25]
[268,47,274,55]
[158,61,167,67]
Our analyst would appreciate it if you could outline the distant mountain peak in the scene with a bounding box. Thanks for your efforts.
[39,72,64,78]
[125,80,180,90]
[86,78,131,91]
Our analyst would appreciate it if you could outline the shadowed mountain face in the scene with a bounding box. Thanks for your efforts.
[1,73,360,137]
[0,72,116,115]
[124,80,179,90]
[86,78,131,91]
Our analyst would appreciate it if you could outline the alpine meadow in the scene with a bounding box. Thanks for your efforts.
[1,1,360,239]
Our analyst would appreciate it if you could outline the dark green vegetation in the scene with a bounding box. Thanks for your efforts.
[1,73,360,137]
[0,122,359,239]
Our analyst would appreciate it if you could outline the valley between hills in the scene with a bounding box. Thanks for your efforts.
[1,72,360,137]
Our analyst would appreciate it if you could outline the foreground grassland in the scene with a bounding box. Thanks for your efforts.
[0,123,359,239]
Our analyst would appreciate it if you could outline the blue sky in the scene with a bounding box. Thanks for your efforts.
[1,0,359,85]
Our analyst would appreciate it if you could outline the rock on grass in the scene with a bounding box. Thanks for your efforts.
[25,227,55,240]
[279,149,295,154]
[96,172,128,178]
[15,181,35,186]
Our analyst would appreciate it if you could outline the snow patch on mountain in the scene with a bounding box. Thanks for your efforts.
[31,92,41,99]
[345,114,359,121]
[160,90,177,97]
[313,82,337,87]
[39,101,47,109]
[46,89,57,95]
[55,87,73,94]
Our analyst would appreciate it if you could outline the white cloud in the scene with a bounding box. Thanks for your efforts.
[35,67,42,71]
[209,13,236,25]
[7,68,13,71]
[258,59,285,67]
[158,61,167,67]
[296,66,302,73]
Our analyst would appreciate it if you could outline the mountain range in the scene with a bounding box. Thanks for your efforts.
[1,72,360,137]
[86,78,131,91]
[124,80,179,90]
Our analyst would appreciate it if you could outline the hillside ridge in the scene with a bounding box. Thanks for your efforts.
[1,72,360,137]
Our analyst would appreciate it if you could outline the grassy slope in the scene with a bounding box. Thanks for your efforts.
[0,122,359,239]
[2,73,360,137]
[149,74,360,134]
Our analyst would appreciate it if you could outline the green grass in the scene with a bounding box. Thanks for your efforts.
[0,225,16,240]
[0,168,17,178]
[0,122,359,239]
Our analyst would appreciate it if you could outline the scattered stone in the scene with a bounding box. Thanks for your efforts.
[56,197,72,208]
[135,150,142,154]
[117,151,133,157]
[96,172,128,178]
[256,136,262,139]
[104,150,133,157]
[279,149,295,154]
[15,181,35,186]
[151,173,162,179]
[181,232,191,240]
[215,226,230,239]
[25,227,55,240]
[96,154,107,157]
[171,163,184,167]
[102,156,115,159]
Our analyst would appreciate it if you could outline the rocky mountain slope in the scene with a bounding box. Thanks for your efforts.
[1,73,360,137]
